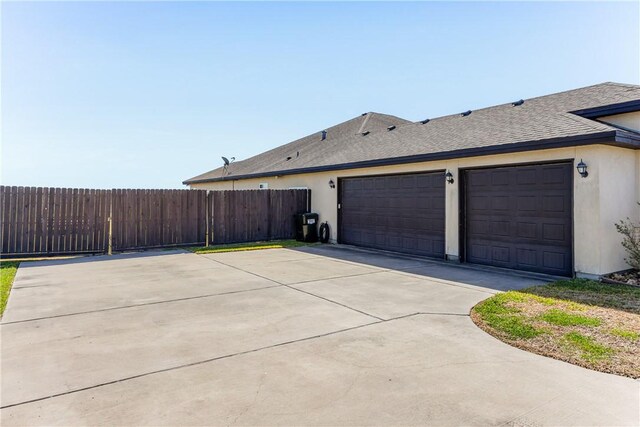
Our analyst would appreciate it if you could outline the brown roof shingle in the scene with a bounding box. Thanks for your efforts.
[184,82,640,184]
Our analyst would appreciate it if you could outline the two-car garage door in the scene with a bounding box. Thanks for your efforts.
[338,162,573,276]
[339,172,445,258]
[464,162,573,276]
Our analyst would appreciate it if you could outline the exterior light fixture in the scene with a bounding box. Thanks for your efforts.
[329,179,336,189]
[576,159,588,178]
[445,171,454,184]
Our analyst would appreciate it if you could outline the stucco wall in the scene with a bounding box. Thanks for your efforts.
[190,144,639,276]
[599,111,640,132]
[594,145,639,274]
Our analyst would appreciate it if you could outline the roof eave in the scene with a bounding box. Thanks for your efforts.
[183,130,638,185]
[570,99,640,118]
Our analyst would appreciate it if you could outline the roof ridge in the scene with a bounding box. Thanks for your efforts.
[522,81,639,103]
[410,81,640,124]
[600,81,640,89]
[559,112,617,132]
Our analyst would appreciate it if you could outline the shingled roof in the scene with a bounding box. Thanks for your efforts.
[184,82,640,184]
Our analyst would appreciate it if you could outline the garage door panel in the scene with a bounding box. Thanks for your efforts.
[517,196,537,212]
[491,170,511,186]
[516,248,538,266]
[517,169,537,185]
[465,163,573,276]
[340,172,445,258]
[491,221,511,236]
[542,223,567,242]
[516,222,538,239]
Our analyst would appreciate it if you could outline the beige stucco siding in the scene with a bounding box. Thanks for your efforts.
[190,144,639,276]
[599,111,640,132]
[595,145,639,274]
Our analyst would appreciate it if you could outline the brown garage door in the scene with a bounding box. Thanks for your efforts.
[464,162,573,276]
[339,172,445,258]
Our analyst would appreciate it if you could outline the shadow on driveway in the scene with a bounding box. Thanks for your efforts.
[294,244,551,292]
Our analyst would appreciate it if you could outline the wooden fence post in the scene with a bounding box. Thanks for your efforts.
[205,191,210,247]
[107,193,113,255]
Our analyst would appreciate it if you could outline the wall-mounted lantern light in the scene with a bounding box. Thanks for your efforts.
[445,170,454,184]
[329,179,336,189]
[576,159,588,178]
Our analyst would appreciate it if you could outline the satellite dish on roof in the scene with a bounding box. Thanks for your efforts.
[221,156,236,176]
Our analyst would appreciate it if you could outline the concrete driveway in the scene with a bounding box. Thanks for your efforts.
[1,245,638,426]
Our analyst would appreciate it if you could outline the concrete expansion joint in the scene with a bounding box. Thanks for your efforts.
[0,319,384,411]
[287,269,390,286]
[197,252,386,320]
[2,312,445,410]
[0,284,284,326]
[283,284,384,321]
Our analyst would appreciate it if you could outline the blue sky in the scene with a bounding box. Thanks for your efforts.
[2,1,639,189]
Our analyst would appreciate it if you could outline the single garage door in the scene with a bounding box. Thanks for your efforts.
[339,172,445,258]
[464,162,573,276]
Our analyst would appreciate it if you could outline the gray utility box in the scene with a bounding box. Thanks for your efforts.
[295,213,319,243]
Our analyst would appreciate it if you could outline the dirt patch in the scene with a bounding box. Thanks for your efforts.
[471,282,640,379]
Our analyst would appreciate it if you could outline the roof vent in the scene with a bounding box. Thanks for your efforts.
[361,112,368,116]
[361,131,370,136]
[419,119,430,124]
[461,110,472,117]
[387,125,396,131]
[321,130,327,141]
[512,99,524,106]
[286,156,292,161]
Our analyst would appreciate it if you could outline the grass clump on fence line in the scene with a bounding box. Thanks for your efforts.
[188,240,310,254]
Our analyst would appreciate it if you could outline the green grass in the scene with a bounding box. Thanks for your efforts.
[539,309,602,327]
[1,262,19,316]
[472,278,640,377]
[563,332,614,362]
[188,239,310,254]
[474,292,547,339]
[610,328,640,341]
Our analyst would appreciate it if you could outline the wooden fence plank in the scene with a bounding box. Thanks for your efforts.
[0,187,6,254]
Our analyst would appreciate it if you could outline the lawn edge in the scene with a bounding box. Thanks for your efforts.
[469,297,639,379]
[0,261,20,318]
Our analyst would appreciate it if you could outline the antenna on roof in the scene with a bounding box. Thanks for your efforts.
[512,99,525,106]
[221,156,235,176]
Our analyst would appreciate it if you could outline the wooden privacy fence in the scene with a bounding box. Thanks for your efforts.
[210,190,310,244]
[0,186,310,256]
